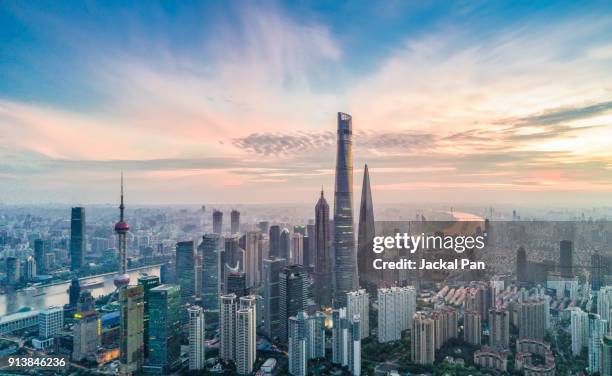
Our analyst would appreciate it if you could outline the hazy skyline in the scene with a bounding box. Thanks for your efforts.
[1,1,612,205]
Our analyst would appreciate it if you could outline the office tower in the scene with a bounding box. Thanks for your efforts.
[258,221,270,234]
[518,299,546,340]
[589,313,608,374]
[176,240,196,305]
[119,285,145,375]
[516,247,527,283]
[147,284,182,373]
[464,310,482,345]
[244,231,260,288]
[198,234,221,311]
[114,175,130,287]
[411,312,435,365]
[357,164,376,290]
[597,286,612,324]
[279,265,308,343]
[160,261,176,284]
[293,225,306,236]
[560,240,573,278]
[213,210,223,234]
[220,294,237,361]
[34,239,48,274]
[5,256,20,285]
[291,232,303,265]
[231,209,240,234]
[69,276,81,306]
[432,307,458,349]
[25,256,36,280]
[348,315,362,376]
[224,235,245,273]
[305,224,315,267]
[377,286,416,343]
[333,112,357,307]
[488,307,510,350]
[280,228,291,261]
[39,306,63,338]
[307,312,326,359]
[571,308,589,356]
[137,275,160,357]
[70,207,86,272]
[314,189,332,307]
[603,335,612,376]
[269,225,281,258]
[347,289,369,339]
[72,293,99,362]
[225,268,247,297]
[332,308,348,366]
[288,311,308,376]
[591,252,611,291]
[236,306,256,375]
[263,257,287,339]
[188,306,206,371]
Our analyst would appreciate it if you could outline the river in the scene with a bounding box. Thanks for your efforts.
[0,265,161,316]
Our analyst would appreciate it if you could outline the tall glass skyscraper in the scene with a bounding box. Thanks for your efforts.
[333,112,357,307]
[70,207,85,272]
[176,241,196,306]
[198,234,221,311]
[147,284,182,373]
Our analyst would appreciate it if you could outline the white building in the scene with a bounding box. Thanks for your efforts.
[377,286,416,343]
[307,312,326,359]
[188,306,206,371]
[597,286,612,329]
[288,311,308,376]
[570,308,588,357]
[39,306,63,339]
[347,289,369,339]
[220,294,237,361]
[588,313,608,374]
[236,307,256,375]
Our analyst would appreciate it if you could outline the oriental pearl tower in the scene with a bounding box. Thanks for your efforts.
[113,173,130,287]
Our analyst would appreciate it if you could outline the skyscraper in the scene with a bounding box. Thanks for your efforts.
[560,240,573,278]
[137,274,160,357]
[176,240,196,305]
[411,312,435,365]
[68,275,81,307]
[288,311,308,376]
[357,164,376,290]
[70,207,86,272]
[225,268,247,298]
[220,294,237,361]
[570,308,589,356]
[213,210,223,235]
[488,307,510,350]
[377,286,416,343]
[348,315,362,376]
[347,289,369,339]
[263,257,287,340]
[464,310,482,345]
[331,308,348,366]
[516,247,527,283]
[5,256,19,285]
[597,286,612,325]
[38,306,63,339]
[603,335,612,376]
[333,112,357,307]
[589,313,608,374]
[72,293,99,362]
[432,307,458,349]
[188,306,205,371]
[279,265,308,343]
[314,189,332,307]
[114,174,130,287]
[199,234,221,311]
[518,299,546,340]
[119,285,145,375]
[236,306,256,375]
[231,209,240,234]
[244,231,260,288]
[307,312,326,359]
[280,228,291,261]
[269,225,281,258]
[34,239,48,274]
[147,284,182,373]
[291,232,303,265]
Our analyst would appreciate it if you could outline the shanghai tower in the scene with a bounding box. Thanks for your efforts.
[333,112,357,307]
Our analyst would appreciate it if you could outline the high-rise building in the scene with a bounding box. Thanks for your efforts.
[34,239,48,274]
[432,306,458,349]
[213,210,223,235]
[291,233,303,265]
[589,313,608,374]
[331,308,348,366]
[279,265,308,343]
[137,275,160,357]
[591,252,611,291]
[347,289,369,339]
[68,276,81,306]
[147,284,182,373]
[357,164,376,291]
[231,209,240,235]
[72,293,99,362]
[560,240,573,278]
[263,257,287,340]
[6,256,20,285]
[280,228,291,261]
[70,207,86,272]
[333,112,357,307]
[269,225,281,258]
[377,286,416,343]
[411,312,435,365]
[119,285,145,375]
[516,247,527,283]
[314,189,332,307]
[464,310,482,346]
[307,312,326,359]
[348,315,362,376]
[188,306,205,371]
[113,175,130,287]
[176,240,196,305]
[305,224,315,267]
[39,306,63,339]
[570,308,589,356]
[518,299,546,340]
[220,294,237,361]
[25,256,36,281]
[258,221,270,234]
[198,234,221,311]
[288,311,308,376]
[597,286,612,325]
[603,335,612,376]
[488,307,510,350]
[244,231,260,288]
[225,268,247,298]
[236,306,256,375]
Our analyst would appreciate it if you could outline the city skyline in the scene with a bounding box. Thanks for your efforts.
[1,2,612,205]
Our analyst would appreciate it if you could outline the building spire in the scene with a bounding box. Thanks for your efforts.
[119,171,125,221]
[321,185,324,197]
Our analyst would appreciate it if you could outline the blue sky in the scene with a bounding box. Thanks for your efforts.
[1,1,612,205]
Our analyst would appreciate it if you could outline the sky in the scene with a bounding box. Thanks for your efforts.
[1,0,612,206]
